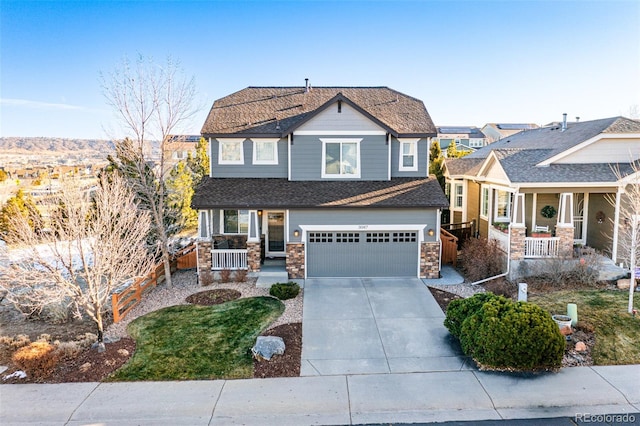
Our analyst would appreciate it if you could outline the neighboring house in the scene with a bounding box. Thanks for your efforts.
[191,84,449,280]
[481,123,539,143]
[444,116,640,278]
[165,135,201,170]
[436,126,487,153]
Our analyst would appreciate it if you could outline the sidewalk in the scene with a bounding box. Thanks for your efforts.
[1,364,638,425]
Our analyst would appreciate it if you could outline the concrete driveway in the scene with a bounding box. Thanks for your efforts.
[301,278,470,376]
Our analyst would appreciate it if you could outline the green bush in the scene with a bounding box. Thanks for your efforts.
[445,293,565,371]
[444,292,501,338]
[269,282,300,300]
[460,298,565,371]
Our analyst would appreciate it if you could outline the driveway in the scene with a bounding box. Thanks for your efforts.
[301,278,470,376]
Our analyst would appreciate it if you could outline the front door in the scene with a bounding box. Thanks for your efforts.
[266,211,285,256]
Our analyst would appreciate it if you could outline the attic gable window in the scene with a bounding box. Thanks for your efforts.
[399,138,419,171]
[252,138,279,165]
[218,139,244,165]
[320,138,361,178]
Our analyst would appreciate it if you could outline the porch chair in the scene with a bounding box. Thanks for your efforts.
[533,225,549,233]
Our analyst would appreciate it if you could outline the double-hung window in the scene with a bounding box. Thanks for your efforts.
[252,138,279,165]
[454,183,463,209]
[494,190,513,222]
[222,210,249,234]
[321,138,361,178]
[480,186,489,218]
[218,139,244,164]
[399,139,418,171]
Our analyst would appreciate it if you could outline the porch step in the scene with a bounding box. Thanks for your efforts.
[255,272,290,288]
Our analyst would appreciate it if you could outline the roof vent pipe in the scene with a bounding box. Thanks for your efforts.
[576,116,580,123]
[562,113,567,131]
[305,78,309,93]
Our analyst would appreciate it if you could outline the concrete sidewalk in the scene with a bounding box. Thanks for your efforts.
[1,364,638,425]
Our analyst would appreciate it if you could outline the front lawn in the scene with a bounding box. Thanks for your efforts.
[530,290,640,365]
[109,296,284,381]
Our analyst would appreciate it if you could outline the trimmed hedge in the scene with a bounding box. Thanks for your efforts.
[445,293,565,371]
[269,282,300,300]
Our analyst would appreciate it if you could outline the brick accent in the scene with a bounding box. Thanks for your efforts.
[196,240,212,282]
[246,242,261,272]
[420,242,440,279]
[555,225,575,258]
[510,226,526,260]
[286,243,305,279]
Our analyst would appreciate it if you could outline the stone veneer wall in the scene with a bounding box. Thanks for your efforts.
[196,240,212,282]
[246,242,261,272]
[555,225,575,258]
[509,226,526,260]
[420,242,440,279]
[286,243,305,279]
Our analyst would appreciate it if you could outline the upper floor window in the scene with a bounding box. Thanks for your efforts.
[321,138,361,178]
[223,209,249,234]
[454,183,464,209]
[218,139,244,165]
[399,139,419,171]
[252,138,279,165]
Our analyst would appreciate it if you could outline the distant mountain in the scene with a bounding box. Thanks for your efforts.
[0,137,116,154]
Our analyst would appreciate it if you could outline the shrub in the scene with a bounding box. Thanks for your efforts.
[444,292,501,338]
[200,270,214,286]
[219,269,232,283]
[459,298,564,371]
[460,238,505,282]
[233,269,248,282]
[269,282,300,300]
[12,341,60,378]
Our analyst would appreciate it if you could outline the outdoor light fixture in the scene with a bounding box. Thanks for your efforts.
[293,229,300,237]
[428,229,435,237]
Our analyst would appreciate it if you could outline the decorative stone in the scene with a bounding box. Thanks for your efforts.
[251,336,285,361]
[420,242,440,279]
[286,243,305,279]
[575,341,587,352]
[4,370,27,380]
[617,278,637,290]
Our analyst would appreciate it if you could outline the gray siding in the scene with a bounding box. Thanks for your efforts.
[288,209,438,242]
[296,102,384,132]
[390,137,429,177]
[211,138,288,178]
[290,134,388,180]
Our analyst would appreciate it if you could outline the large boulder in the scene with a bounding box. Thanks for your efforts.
[251,336,285,361]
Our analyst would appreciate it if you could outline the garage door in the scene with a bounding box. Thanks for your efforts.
[306,231,419,277]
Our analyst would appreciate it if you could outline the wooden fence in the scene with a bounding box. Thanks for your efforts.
[111,243,195,323]
[440,228,459,267]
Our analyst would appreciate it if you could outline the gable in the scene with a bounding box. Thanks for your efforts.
[478,156,510,184]
[552,136,640,164]
[294,101,386,134]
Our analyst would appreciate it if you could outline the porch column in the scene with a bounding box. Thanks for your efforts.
[612,188,623,262]
[556,193,575,258]
[246,210,261,272]
[247,210,260,242]
[509,192,526,261]
[512,193,526,227]
[196,240,212,282]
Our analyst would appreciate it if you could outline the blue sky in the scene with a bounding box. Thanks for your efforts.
[1,0,639,139]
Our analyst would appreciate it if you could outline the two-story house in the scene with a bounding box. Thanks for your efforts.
[481,123,539,143]
[436,126,487,153]
[192,84,448,281]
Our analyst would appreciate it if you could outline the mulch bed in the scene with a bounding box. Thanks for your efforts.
[185,289,241,305]
[428,287,463,312]
[254,323,302,378]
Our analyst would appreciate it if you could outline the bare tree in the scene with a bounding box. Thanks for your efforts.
[101,55,198,287]
[0,175,153,348]
[609,156,640,313]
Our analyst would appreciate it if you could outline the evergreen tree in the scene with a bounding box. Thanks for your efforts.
[186,137,210,186]
[429,140,445,190]
[166,161,197,229]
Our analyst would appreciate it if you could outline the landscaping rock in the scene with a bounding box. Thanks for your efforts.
[617,278,637,290]
[251,336,285,361]
[3,370,27,380]
[575,341,587,352]
[0,366,7,374]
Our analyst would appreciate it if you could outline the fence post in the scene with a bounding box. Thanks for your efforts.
[112,293,120,323]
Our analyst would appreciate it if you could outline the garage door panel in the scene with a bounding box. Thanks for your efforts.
[307,231,418,277]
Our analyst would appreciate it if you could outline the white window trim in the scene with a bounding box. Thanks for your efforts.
[493,189,514,223]
[480,185,489,219]
[452,182,464,211]
[320,138,362,179]
[218,138,244,165]
[398,138,419,172]
[251,138,279,165]
[220,209,250,234]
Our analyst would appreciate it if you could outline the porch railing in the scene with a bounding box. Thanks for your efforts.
[524,237,560,258]
[211,249,248,270]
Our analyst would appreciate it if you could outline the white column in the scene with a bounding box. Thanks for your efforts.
[612,189,622,262]
[557,193,574,226]
[512,192,526,227]
[248,210,260,242]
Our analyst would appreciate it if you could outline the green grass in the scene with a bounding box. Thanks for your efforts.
[530,290,640,365]
[109,296,284,381]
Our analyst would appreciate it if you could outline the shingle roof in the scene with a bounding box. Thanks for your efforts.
[191,177,449,209]
[438,126,485,138]
[445,117,640,183]
[201,87,436,137]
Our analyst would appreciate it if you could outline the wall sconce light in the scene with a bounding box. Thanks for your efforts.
[428,229,435,237]
[293,229,300,238]
[257,210,262,216]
